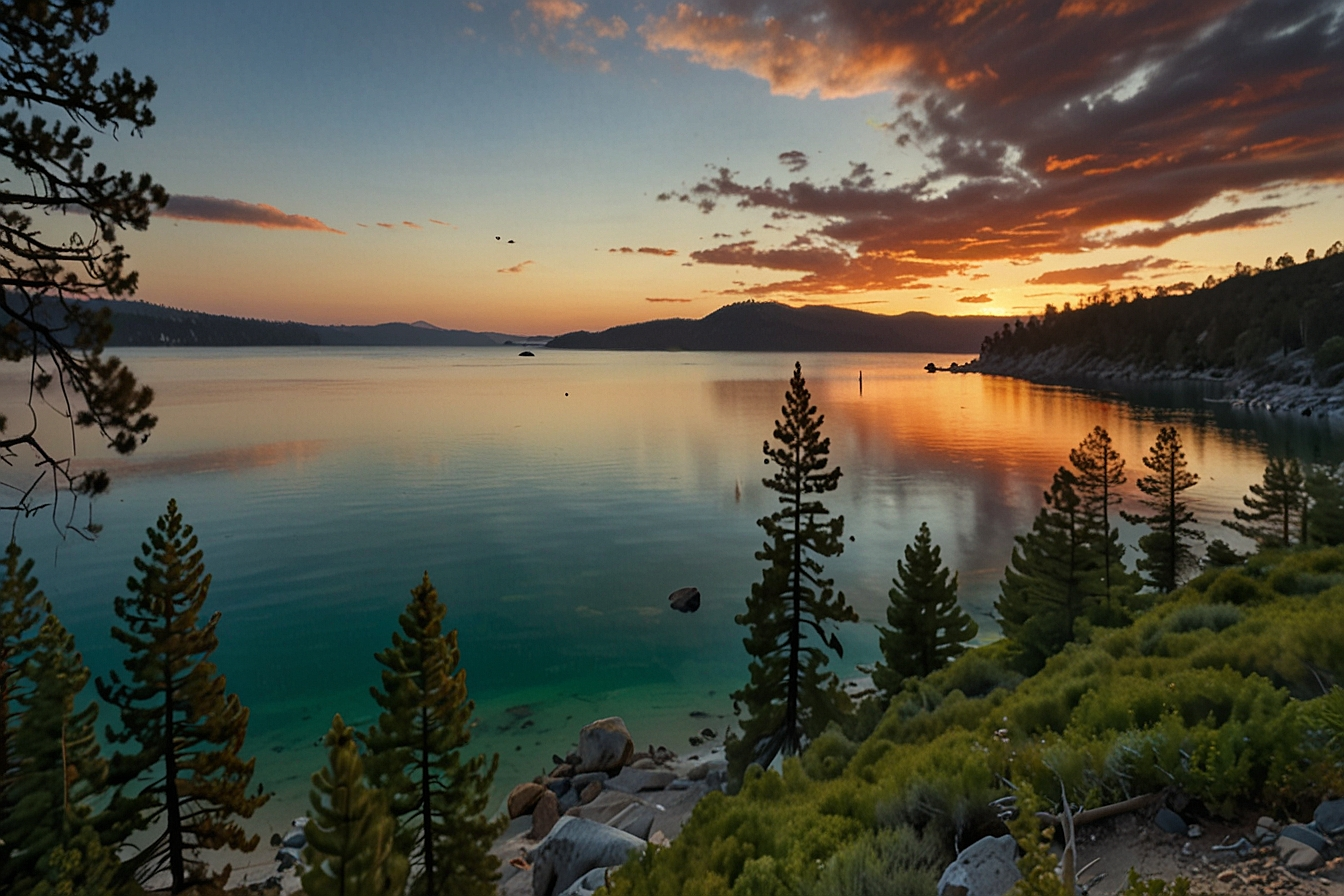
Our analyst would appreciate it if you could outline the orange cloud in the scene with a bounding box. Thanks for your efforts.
[958,294,993,303]
[609,246,678,256]
[641,3,913,99]
[402,221,422,229]
[646,297,694,303]
[428,218,457,228]
[588,15,628,39]
[498,260,535,274]
[653,0,1344,295]
[159,196,344,234]
[377,222,395,229]
[528,0,584,26]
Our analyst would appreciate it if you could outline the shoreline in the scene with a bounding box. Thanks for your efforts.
[958,345,1344,416]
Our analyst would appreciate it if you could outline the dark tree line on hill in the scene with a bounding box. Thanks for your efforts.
[977,245,1344,379]
[0,501,501,896]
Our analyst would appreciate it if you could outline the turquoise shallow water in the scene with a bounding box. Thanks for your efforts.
[6,347,1341,837]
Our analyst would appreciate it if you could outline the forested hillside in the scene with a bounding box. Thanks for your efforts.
[972,246,1344,382]
[548,302,1001,353]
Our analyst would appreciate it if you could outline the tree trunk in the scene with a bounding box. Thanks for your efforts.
[785,440,802,756]
[421,706,434,895]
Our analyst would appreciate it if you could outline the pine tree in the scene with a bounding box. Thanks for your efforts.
[304,714,409,896]
[363,574,502,896]
[0,541,47,860]
[95,500,267,892]
[1306,464,1344,546]
[1122,427,1203,592]
[1,613,129,895]
[872,523,977,697]
[1225,457,1307,548]
[1069,426,1134,612]
[995,468,1102,671]
[729,362,858,777]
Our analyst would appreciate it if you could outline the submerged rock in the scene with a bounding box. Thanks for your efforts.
[668,587,700,613]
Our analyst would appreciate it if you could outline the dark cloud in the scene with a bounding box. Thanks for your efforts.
[159,196,344,234]
[1027,255,1180,284]
[779,150,809,172]
[646,297,694,302]
[610,246,679,255]
[958,294,994,303]
[645,0,1344,294]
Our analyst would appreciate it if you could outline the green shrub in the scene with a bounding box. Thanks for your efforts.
[1204,569,1271,604]
[802,728,859,781]
[800,827,939,896]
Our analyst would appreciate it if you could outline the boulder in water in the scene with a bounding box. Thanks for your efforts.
[668,587,700,613]
[576,717,634,773]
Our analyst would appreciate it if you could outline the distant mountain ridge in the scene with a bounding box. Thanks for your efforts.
[81,299,538,347]
[548,302,1003,353]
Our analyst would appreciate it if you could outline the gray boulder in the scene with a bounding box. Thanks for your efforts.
[608,803,657,840]
[1276,836,1324,871]
[937,834,1020,896]
[570,771,609,792]
[605,767,677,794]
[530,817,647,896]
[577,718,634,774]
[1316,798,1344,836]
[1280,823,1326,853]
[557,866,615,896]
[1154,808,1188,836]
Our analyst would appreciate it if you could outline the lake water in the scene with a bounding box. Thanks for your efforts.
[8,347,1342,836]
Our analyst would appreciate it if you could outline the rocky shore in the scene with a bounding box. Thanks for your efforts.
[491,715,728,896]
[959,346,1344,416]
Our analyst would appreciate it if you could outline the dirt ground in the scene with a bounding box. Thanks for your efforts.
[1070,812,1343,896]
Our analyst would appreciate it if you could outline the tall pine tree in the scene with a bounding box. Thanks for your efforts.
[872,523,977,697]
[1122,427,1202,593]
[1069,426,1135,613]
[995,468,1102,671]
[1224,457,1307,548]
[304,714,408,896]
[1,613,129,895]
[363,574,502,896]
[729,362,857,778]
[96,500,267,892]
[1307,464,1344,546]
[0,541,47,866]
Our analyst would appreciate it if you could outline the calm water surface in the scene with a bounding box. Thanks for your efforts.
[9,347,1342,833]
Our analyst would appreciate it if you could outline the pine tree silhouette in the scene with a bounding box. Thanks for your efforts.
[729,362,857,779]
[363,574,502,896]
[996,468,1103,671]
[1225,457,1307,548]
[1069,426,1136,613]
[1122,427,1202,592]
[96,500,267,892]
[873,522,977,697]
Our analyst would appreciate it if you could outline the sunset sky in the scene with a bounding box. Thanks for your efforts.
[93,0,1344,334]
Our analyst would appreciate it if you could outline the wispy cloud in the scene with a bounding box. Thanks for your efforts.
[649,0,1344,295]
[1027,256,1179,285]
[377,222,396,229]
[518,0,628,69]
[610,246,678,256]
[498,260,535,274]
[429,218,457,228]
[646,297,694,303]
[779,150,809,172]
[159,196,344,234]
[402,220,422,229]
